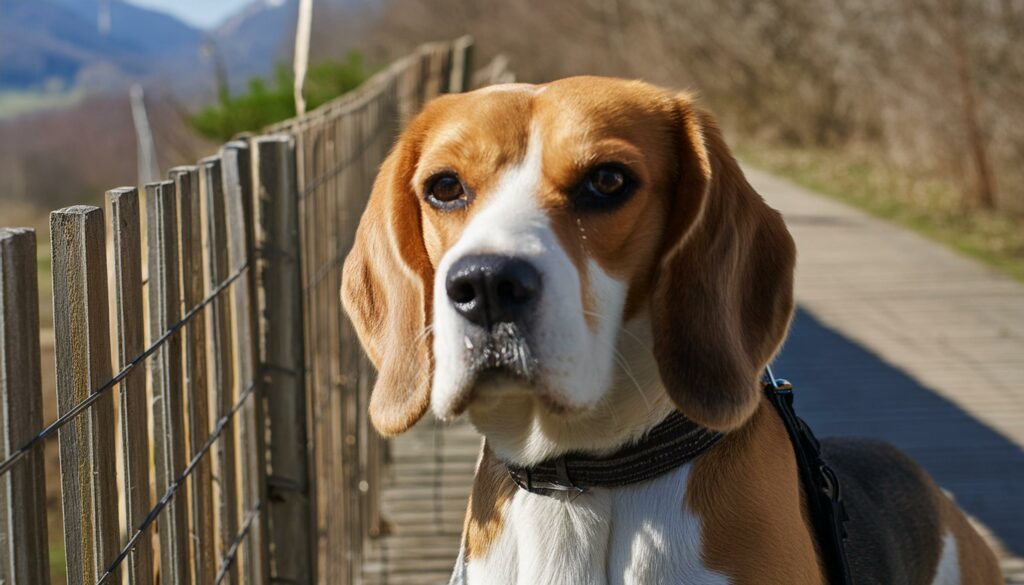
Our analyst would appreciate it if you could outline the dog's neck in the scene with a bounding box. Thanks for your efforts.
[504,409,724,495]
[462,400,823,584]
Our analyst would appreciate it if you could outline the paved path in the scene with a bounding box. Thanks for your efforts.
[750,167,1024,582]
[361,169,1024,584]
[362,418,477,585]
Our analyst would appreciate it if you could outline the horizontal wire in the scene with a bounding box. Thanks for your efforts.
[302,254,346,296]
[213,500,263,585]
[95,379,257,585]
[0,260,250,477]
[298,114,389,200]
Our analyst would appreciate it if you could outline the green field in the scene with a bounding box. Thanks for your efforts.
[0,90,84,120]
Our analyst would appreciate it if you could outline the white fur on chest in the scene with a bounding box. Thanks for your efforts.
[465,464,729,585]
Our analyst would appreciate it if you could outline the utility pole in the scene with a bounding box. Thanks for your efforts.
[293,0,314,117]
[129,85,160,185]
[98,0,111,35]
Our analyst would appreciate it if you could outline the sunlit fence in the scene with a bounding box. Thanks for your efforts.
[0,37,509,585]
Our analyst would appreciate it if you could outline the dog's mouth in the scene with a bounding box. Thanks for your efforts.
[464,322,537,380]
[445,322,574,416]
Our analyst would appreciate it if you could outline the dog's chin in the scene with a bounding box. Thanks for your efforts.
[438,365,583,421]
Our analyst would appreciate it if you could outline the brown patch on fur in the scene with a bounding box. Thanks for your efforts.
[414,90,533,266]
[464,444,517,561]
[938,490,1004,584]
[650,100,796,432]
[687,400,825,584]
[531,79,678,326]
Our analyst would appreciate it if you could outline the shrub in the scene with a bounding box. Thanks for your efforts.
[191,51,369,141]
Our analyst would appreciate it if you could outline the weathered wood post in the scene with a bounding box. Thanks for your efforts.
[170,164,217,584]
[0,228,51,585]
[51,206,120,585]
[145,182,191,585]
[222,139,271,584]
[450,36,475,93]
[253,135,314,584]
[108,188,154,585]
[200,156,240,585]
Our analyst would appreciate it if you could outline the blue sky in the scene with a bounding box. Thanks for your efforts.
[126,0,262,29]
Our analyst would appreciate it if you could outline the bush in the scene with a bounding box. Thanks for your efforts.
[191,51,370,141]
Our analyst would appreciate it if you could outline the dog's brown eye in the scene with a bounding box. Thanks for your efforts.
[425,173,468,209]
[591,167,626,195]
[577,164,636,210]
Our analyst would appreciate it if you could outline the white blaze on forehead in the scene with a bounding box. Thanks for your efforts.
[474,83,545,96]
[445,127,547,258]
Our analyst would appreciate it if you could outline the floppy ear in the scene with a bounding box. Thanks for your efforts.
[651,99,796,432]
[342,142,434,436]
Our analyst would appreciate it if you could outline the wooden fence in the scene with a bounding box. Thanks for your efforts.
[0,37,510,585]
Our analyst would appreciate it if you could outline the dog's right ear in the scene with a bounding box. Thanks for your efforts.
[342,139,435,436]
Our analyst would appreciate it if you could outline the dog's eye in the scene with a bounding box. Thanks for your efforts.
[425,172,469,209]
[577,164,635,210]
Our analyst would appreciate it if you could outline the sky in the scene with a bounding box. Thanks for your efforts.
[125,0,269,29]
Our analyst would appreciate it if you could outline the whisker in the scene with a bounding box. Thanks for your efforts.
[612,348,652,410]
[591,333,652,410]
[414,323,434,344]
[582,309,648,349]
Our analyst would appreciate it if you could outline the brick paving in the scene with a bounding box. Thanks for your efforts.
[751,167,1024,583]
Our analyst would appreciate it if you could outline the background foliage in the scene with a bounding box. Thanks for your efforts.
[190,51,370,141]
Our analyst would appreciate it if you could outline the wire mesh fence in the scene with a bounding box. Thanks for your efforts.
[0,37,509,585]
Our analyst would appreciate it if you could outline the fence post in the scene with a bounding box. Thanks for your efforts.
[253,135,314,584]
[50,206,120,585]
[108,188,154,585]
[170,165,217,584]
[0,228,51,585]
[199,156,240,585]
[145,182,191,585]
[221,140,271,584]
[450,36,475,93]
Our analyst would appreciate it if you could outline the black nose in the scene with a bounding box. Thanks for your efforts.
[446,254,542,328]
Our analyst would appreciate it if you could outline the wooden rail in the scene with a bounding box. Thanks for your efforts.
[0,37,509,585]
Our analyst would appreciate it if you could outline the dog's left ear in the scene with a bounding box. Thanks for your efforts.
[651,97,796,432]
[342,141,434,436]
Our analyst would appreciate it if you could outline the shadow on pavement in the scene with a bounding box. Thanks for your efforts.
[775,308,1024,556]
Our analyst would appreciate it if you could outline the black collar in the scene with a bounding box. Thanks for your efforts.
[504,411,724,496]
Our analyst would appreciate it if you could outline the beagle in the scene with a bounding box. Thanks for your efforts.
[341,77,1003,584]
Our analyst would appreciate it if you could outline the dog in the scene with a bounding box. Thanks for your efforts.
[341,77,1003,584]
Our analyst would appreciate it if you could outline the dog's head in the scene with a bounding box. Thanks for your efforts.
[342,77,795,463]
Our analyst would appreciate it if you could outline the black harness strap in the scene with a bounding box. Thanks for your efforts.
[764,375,854,585]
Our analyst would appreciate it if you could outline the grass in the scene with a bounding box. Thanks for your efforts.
[736,145,1024,283]
[0,89,83,120]
[50,540,66,584]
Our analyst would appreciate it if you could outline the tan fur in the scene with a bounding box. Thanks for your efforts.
[687,400,825,584]
[463,446,517,561]
[940,491,1004,584]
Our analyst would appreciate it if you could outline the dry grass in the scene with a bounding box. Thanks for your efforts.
[737,144,1024,283]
